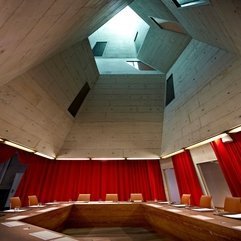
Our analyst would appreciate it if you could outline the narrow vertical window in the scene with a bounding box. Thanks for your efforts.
[165,74,175,106]
[68,82,90,117]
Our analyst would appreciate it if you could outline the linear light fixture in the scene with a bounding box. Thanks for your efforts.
[126,157,160,160]
[91,157,126,161]
[0,138,4,142]
[229,125,241,133]
[185,133,227,150]
[161,149,184,159]
[35,152,55,160]
[221,134,233,143]
[4,140,35,153]
[56,157,90,160]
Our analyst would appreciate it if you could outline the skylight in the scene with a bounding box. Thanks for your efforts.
[88,6,149,59]
[88,6,153,74]
[172,0,210,8]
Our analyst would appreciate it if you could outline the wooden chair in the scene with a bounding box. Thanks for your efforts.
[181,194,191,205]
[105,193,118,202]
[130,193,143,202]
[77,193,91,202]
[224,197,241,213]
[10,197,22,209]
[199,195,212,208]
[28,195,39,206]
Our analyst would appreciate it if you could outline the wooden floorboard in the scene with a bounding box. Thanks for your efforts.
[62,227,177,241]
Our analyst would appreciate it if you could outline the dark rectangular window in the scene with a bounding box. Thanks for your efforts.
[92,41,107,56]
[68,82,90,117]
[165,74,175,106]
[134,32,138,41]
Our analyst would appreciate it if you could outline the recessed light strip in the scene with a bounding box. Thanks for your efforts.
[185,133,227,150]
[91,158,126,161]
[4,140,35,153]
[56,157,90,160]
[35,152,55,160]
[126,157,160,160]
[229,125,241,133]
[161,149,184,159]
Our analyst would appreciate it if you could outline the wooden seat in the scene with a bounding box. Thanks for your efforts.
[224,197,241,213]
[181,194,191,205]
[105,193,118,202]
[199,195,212,208]
[28,195,39,206]
[130,193,143,202]
[77,193,91,202]
[10,197,22,209]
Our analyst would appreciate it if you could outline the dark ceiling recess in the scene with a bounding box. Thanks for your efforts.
[92,41,107,56]
[172,0,210,8]
[68,82,90,117]
[150,17,187,35]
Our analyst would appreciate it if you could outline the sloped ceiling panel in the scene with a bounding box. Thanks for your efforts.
[162,0,240,54]
[0,0,133,86]
[130,0,191,73]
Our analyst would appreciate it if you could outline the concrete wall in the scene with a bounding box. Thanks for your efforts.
[161,39,239,155]
[58,74,165,158]
[0,39,99,156]
[138,27,190,73]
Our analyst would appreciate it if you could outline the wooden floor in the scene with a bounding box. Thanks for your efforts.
[62,227,177,241]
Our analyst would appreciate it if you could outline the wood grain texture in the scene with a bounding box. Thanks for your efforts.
[144,204,241,241]
[66,203,148,228]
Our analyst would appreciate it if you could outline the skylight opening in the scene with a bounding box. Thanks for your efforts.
[172,0,210,8]
[88,6,149,59]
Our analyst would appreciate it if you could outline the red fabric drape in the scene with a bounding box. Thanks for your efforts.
[172,150,203,206]
[14,157,166,206]
[0,143,18,163]
[211,132,241,196]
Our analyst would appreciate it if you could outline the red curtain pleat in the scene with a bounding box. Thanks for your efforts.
[211,132,241,196]
[172,150,203,206]
[13,157,166,206]
[0,143,18,163]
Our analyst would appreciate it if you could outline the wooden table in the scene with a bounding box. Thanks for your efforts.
[0,202,240,241]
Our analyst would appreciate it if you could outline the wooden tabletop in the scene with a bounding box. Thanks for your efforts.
[0,202,240,241]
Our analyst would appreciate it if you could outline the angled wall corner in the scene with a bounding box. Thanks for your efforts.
[0,39,99,157]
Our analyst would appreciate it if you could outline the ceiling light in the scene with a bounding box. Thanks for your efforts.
[161,149,184,159]
[35,152,55,160]
[185,133,227,150]
[91,158,126,161]
[221,134,233,143]
[126,157,160,160]
[229,126,241,133]
[56,157,90,160]
[4,140,35,153]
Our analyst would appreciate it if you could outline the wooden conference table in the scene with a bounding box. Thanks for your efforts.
[0,201,241,241]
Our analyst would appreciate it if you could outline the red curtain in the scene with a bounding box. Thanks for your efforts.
[211,132,241,197]
[172,150,203,206]
[14,157,166,206]
[0,143,18,163]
